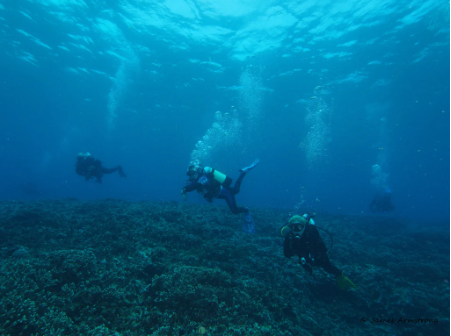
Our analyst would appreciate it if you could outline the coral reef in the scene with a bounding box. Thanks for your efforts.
[0,199,449,335]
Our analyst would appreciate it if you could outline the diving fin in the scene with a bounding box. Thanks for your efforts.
[336,272,357,290]
[243,212,255,234]
[240,158,260,173]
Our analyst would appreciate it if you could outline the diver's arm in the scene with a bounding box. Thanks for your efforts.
[283,237,294,258]
[181,181,200,201]
[182,181,199,194]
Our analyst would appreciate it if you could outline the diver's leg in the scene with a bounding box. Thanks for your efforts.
[218,188,248,214]
[318,256,341,277]
[101,166,126,177]
[230,172,246,195]
[117,166,126,177]
[101,166,119,174]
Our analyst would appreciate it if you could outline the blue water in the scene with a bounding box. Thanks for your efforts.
[0,0,449,221]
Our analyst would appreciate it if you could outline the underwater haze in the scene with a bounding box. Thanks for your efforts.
[0,0,449,220]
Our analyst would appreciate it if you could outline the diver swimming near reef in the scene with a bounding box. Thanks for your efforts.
[369,164,395,213]
[75,152,126,184]
[281,214,356,290]
[369,186,395,213]
[180,159,259,233]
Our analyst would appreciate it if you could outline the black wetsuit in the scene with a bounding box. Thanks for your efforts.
[284,224,341,276]
[76,156,125,183]
[182,170,249,214]
[369,190,395,213]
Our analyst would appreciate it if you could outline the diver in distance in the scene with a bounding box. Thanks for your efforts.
[281,214,356,291]
[181,159,259,233]
[75,152,126,184]
[369,164,395,213]
[369,186,395,213]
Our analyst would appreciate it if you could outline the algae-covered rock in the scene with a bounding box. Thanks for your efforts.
[0,199,448,336]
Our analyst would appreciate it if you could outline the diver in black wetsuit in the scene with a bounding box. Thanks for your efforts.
[369,164,395,213]
[75,152,126,184]
[281,214,356,290]
[369,186,395,213]
[180,159,259,215]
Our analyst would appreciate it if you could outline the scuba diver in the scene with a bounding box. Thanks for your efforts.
[369,186,395,213]
[369,164,395,213]
[180,159,259,233]
[75,152,126,184]
[281,214,356,291]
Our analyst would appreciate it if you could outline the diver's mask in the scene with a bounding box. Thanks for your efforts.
[290,223,306,235]
[280,222,306,237]
[186,165,203,180]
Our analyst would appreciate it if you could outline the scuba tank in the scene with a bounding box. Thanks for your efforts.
[212,169,227,184]
[203,167,229,185]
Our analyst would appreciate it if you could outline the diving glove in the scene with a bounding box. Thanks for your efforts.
[336,272,357,290]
